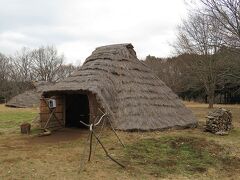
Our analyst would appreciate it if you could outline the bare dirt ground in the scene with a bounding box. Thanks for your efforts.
[26,128,89,144]
[0,102,240,179]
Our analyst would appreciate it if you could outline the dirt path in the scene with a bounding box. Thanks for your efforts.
[26,128,89,144]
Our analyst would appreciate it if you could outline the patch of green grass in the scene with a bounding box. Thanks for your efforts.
[0,105,38,131]
[124,136,240,178]
[230,128,240,137]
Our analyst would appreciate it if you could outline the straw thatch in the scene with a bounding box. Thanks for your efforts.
[43,43,197,130]
[6,81,52,108]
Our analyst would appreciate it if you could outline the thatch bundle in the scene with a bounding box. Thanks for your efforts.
[6,81,52,108]
[43,43,197,131]
[205,108,233,135]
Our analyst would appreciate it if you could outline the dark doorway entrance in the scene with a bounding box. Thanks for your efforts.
[65,94,90,128]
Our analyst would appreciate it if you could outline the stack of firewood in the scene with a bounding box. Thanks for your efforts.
[205,108,233,135]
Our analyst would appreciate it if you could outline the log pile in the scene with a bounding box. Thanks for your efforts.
[205,108,233,135]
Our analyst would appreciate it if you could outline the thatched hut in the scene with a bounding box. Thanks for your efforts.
[40,43,197,130]
[6,81,52,108]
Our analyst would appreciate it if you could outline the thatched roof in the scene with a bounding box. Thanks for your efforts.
[43,43,197,130]
[6,81,52,108]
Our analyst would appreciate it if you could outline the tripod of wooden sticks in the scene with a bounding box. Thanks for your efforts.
[80,110,125,168]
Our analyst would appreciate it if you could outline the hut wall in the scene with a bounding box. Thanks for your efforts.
[39,96,64,128]
[40,93,102,128]
[88,93,101,123]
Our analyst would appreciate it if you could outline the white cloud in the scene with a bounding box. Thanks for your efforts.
[0,0,187,64]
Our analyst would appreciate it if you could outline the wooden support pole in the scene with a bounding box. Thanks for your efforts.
[88,115,97,162]
[92,130,125,168]
[88,131,93,161]
[43,108,55,129]
[42,98,63,129]
[80,110,125,169]
[107,117,125,148]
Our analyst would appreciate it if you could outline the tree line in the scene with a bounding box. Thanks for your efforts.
[145,0,240,108]
[0,46,76,102]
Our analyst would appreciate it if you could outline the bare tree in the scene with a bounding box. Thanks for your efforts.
[175,12,224,108]
[199,0,240,96]
[0,53,10,81]
[10,47,34,82]
[57,64,76,80]
[201,0,240,48]
[31,46,64,82]
[0,53,9,101]
[0,46,77,101]
[0,53,28,101]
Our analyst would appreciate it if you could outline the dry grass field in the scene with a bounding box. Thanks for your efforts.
[0,102,239,180]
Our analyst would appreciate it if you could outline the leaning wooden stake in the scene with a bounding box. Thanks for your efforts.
[88,130,93,161]
[88,116,97,162]
[107,118,125,148]
[98,108,125,147]
[91,130,125,168]
[80,113,125,168]
[42,98,63,129]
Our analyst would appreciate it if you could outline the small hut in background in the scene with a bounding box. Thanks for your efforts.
[6,81,52,108]
[40,43,197,131]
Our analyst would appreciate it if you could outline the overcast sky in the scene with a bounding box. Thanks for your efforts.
[0,0,188,65]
